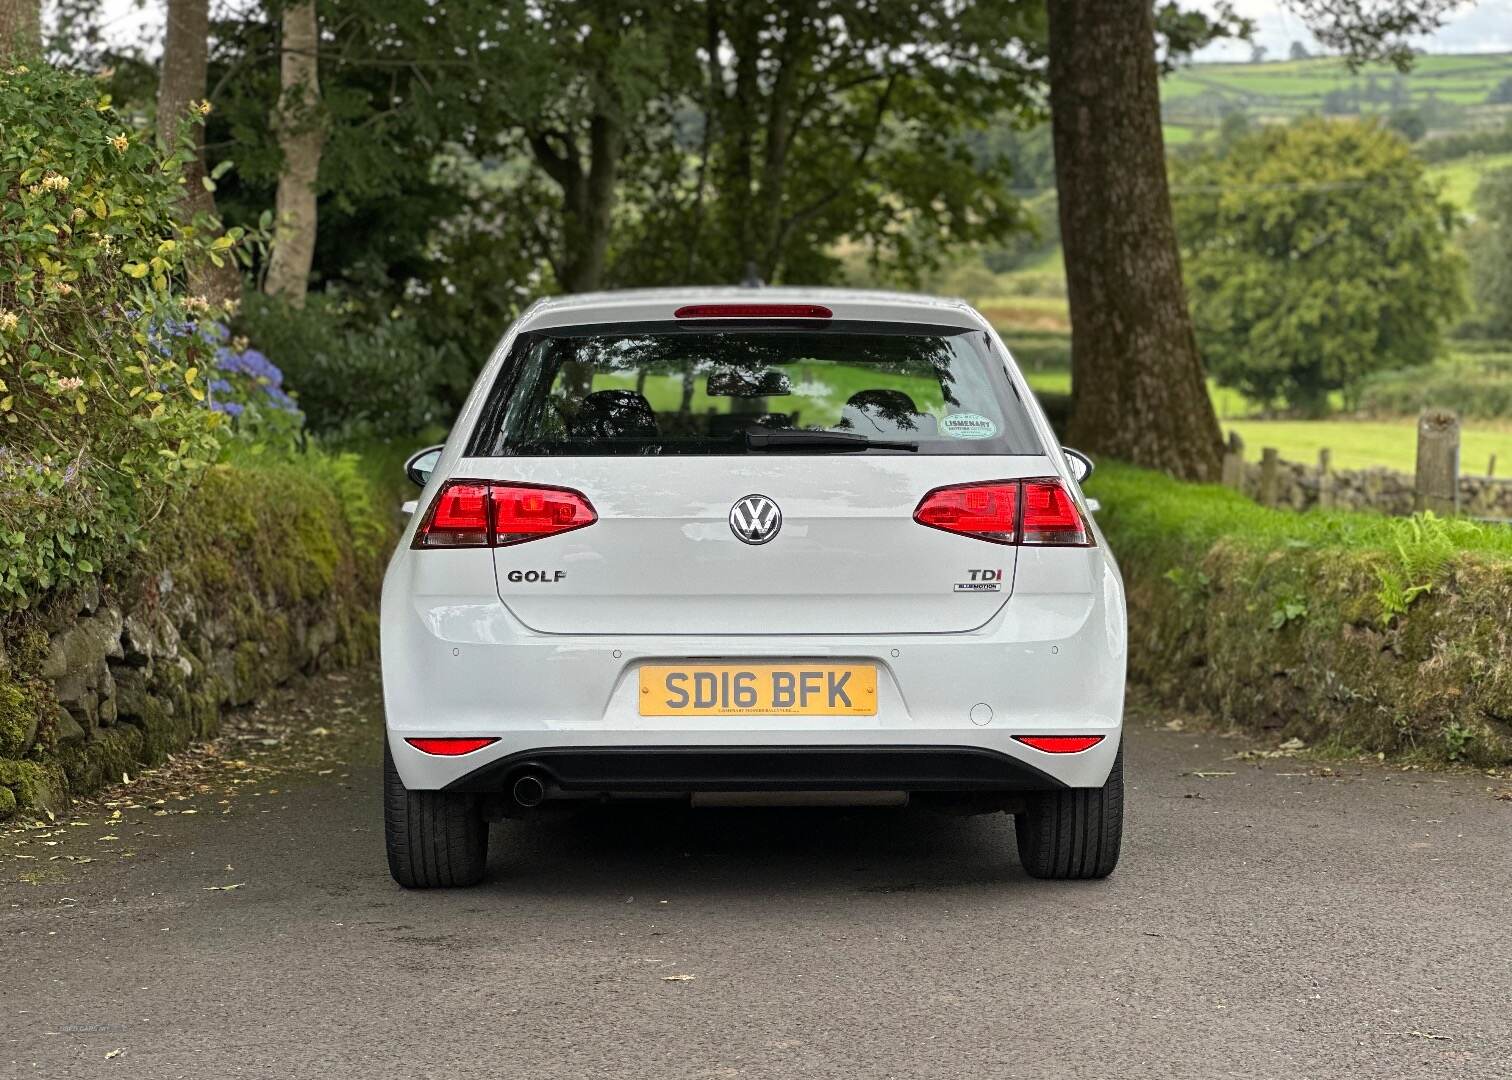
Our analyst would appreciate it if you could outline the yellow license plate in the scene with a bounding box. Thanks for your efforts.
[639,663,877,717]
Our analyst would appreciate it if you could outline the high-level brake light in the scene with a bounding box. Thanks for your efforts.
[414,481,597,548]
[674,303,833,319]
[913,477,1091,546]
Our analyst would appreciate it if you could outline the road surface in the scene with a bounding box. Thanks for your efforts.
[3,668,1510,1079]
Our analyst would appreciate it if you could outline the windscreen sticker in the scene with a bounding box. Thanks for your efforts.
[940,413,997,440]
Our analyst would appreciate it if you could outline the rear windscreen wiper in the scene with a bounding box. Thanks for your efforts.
[745,429,919,453]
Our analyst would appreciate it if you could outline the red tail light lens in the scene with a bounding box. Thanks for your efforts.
[1021,479,1091,546]
[674,303,833,319]
[414,481,597,548]
[913,478,1090,547]
[421,482,491,547]
[1014,735,1105,754]
[914,482,1019,544]
[405,737,499,756]
[491,485,597,545]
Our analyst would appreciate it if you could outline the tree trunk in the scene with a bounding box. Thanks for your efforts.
[563,113,621,292]
[0,0,40,58]
[158,0,241,307]
[1046,0,1222,481]
[264,0,324,306]
[530,112,622,293]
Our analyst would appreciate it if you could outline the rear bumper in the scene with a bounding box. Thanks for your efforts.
[442,744,1070,794]
[381,543,1127,792]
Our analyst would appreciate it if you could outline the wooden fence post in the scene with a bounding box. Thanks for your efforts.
[1259,447,1280,508]
[1316,447,1333,510]
[1221,431,1245,490]
[1414,408,1460,515]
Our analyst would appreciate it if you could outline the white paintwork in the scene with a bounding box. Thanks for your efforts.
[381,286,1126,791]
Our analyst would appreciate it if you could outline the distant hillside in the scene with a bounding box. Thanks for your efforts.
[1163,52,1512,145]
[1161,53,1512,210]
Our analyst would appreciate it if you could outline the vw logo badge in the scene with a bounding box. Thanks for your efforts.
[729,494,782,545]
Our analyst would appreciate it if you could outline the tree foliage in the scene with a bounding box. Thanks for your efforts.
[1173,118,1466,413]
[124,0,1047,411]
[1465,166,1512,339]
[1282,0,1468,70]
[355,0,1048,293]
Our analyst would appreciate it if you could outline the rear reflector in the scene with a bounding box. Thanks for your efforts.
[1014,735,1105,754]
[414,481,597,548]
[405,737,499,756]
[914,477,1090,547]
[674,303,832,320]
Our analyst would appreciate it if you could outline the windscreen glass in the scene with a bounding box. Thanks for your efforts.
[468,323,1042,457]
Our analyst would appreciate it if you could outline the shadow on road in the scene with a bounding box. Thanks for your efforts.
[473,801,1043,898]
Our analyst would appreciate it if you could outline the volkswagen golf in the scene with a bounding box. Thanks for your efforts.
[381,287,1126,887]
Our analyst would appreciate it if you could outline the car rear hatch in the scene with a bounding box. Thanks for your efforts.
[458,455,1068,635]
[435,308,1066,636]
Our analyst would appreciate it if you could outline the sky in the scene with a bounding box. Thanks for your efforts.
[1192,0,1512,61]
[88,0,1512,61]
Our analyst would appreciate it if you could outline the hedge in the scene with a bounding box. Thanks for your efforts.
[1090,464,1512,766]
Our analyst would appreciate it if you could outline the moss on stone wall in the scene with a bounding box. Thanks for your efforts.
[1093,464,1512,766]
[0,448,407,819]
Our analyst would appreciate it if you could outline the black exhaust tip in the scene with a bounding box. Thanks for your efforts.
[512,773,547,808]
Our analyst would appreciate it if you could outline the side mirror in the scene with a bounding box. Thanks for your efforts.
[1063,447,1094,484]
[404,445,444,488]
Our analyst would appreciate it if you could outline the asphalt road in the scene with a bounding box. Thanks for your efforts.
[3,669,1510,1080]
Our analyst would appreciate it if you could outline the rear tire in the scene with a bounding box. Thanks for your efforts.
[384,741,488,888]
[1014,745,1123,880]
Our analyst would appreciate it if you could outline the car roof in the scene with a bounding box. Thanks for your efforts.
[515,286,988,332]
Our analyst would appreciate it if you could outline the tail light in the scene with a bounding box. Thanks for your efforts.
[1014,735,1105,754]
[414,480,597,548]
[1020,479,1089,545]
[405,737,499,756]
[913,482,1019,544]
[914,478,1090,547]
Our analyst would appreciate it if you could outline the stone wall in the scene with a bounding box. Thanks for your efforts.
[1092,463,1512,768]
[0,458,395,819]
[1235,459,1512,520]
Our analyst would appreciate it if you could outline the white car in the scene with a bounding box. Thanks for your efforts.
[381,287,1126,887]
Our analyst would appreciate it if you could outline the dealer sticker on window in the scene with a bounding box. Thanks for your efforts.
[940,412,997,439]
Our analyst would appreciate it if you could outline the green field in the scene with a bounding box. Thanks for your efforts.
[1162,53,1512,140]
[1003,319,1512,474]
[1223,418,1510,475]
[1426,151,1512,210]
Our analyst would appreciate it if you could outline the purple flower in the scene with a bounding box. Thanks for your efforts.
[198,321,230,344]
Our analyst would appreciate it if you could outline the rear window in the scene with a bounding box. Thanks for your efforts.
[467,322,1043,457]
